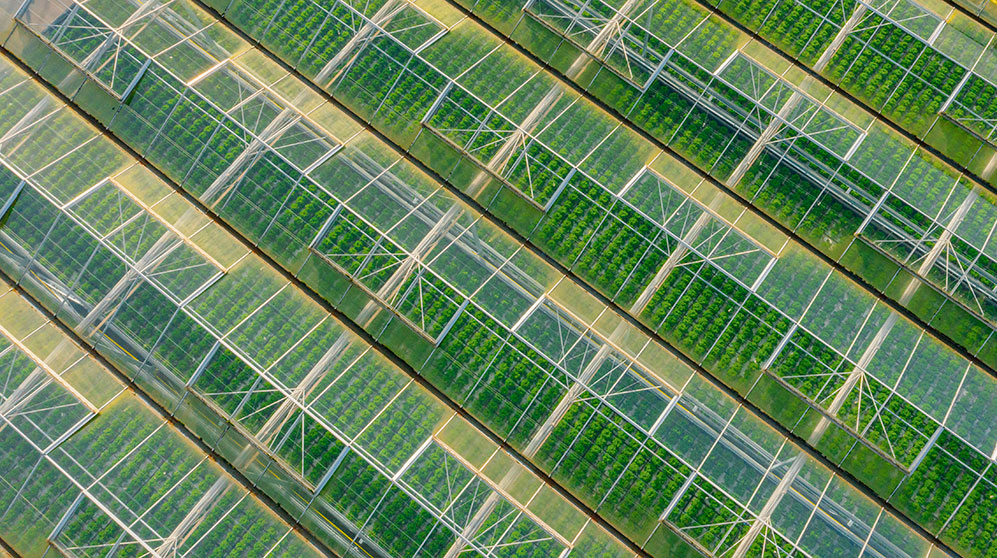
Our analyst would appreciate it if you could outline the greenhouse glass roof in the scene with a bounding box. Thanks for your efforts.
[0,0,994,555]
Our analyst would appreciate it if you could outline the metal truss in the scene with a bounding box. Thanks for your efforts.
[28,0,541,353]
[20,0,997,494]
[309,0,449,87]
[739,78,997,336]
[0,89,567,558]
[18,0,345,195]
[757,268,997,472]
[158,0,997,494]
[0,317,173,558]
[528,0,867,156]
[1,158,564,558]
[185,340,571,558]
[9,2,992,558]
[857,186,997,327]
[615,167,775,294]
[399,435,571,553]
[524,0,688,89]
[718,52,866,185]
[941,54,997,148]
[519,0,997,344]
[0,154,223,322]
[862,0,943,40]
[510,293,870,558]
[423,80,577,209]
[15,0,169,98]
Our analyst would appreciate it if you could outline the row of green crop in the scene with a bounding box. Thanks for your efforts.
[11,0,928,492]
[510,0,997,410]
[1,190,479,558]
[463,0,997,367]
[771,327,850,401]
[713,0,996,147]
[97,13,992,556]
[404,443,569,556]
[863,210,997,326]
[41,8,146,96]
[21,6,996,558]
[324,450,461,557]
[0,429,78,554]
[107,56,801,550]
[722,0,852,65]
[0,337,317,558]
[947,75,997,141]
[58,408,218,547]
[669,477,750,555]
[7,93,592,558]
[0,350,89,452]
[826,12,963,130]
[5,187,127,306]
[195,5,997,558]
[115,62,469,347]
[401,443,477,510]
[837,374,938,465]
[534,400,693,542]
[394,270,465,339]
[332,35,449,140]
[67,185,141,237]
[431,295,788,548]
[0,87,487,558]
[117,259,440,478]
[316,210,404,291]
[429,305,571,447]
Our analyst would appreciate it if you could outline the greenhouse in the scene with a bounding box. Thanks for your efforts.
[0,0,994,555]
